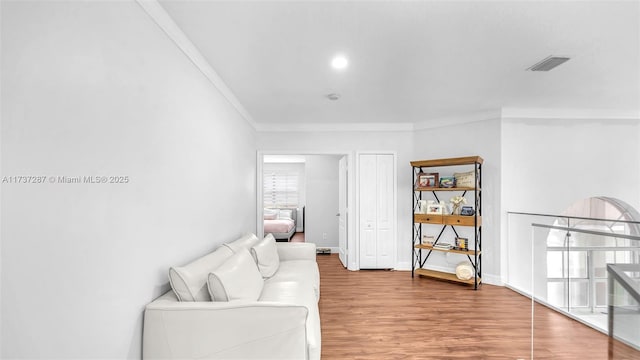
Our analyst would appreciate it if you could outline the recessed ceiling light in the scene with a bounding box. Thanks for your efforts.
[331,55,348,70]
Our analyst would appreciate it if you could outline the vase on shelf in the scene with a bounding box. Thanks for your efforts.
[449,196,466,215]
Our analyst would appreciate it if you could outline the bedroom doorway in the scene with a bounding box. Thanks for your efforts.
[262,155,305,242]
[258,152,355,269]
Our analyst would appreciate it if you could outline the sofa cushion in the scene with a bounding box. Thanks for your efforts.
[266,260,320,301]
[208,249,264,301]
[251,234,280,278]
[224,233,260,253]
[168,245,234,302]
[259,281,321,358]
[276,242,317,261]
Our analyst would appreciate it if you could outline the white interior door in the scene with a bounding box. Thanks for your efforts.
[338,156,348,267]
[375,154,394,268]
[359,154,378,269]
[358,153,396,269]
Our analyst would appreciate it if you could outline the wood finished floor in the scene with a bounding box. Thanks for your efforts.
[290,232,305,243]
[317,254,639,360]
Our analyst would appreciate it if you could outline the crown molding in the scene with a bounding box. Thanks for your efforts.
[413,109,502,130]
[255,122,415,133]
[136,0,258,130]
[501,107,640,120]
[409,107,640,131]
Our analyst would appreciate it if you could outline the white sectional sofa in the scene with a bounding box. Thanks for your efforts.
[143,233,321,359]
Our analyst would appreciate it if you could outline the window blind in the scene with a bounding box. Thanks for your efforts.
[263,171,299,208]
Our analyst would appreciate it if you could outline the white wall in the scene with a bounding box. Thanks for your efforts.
[502,118,640,214]
[413,118,502,284]
[305,155,340,248]
[502,118,640,292]
[1,1,256,358]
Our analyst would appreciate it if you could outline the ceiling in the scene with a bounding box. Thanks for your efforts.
[158,0,640,127]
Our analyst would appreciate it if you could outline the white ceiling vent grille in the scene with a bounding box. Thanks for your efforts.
[528,56,570,71]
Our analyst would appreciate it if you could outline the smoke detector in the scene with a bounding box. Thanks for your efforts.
[527,56,570,71]
[327,93,341,101]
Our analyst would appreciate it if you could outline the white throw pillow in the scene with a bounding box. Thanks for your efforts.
[251,234,280,278]
[207,248,264,301]
[224,233,260,254]
[168,245,234,302]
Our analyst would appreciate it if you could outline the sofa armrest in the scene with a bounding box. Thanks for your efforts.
[276,242,316,261]
[143,299,309,359]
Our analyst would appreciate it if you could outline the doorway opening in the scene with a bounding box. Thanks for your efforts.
[258,152,353,269]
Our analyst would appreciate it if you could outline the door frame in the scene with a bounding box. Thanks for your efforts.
[355,151,398,270]
[338,155,348,268]
[257,150,358,270]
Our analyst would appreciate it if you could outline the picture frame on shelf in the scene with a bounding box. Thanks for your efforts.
[417,172,439,188]
[439,176,456,188]
[455,237,469,251]
[426,203,443,214]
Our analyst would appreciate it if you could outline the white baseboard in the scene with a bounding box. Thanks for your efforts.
[481,273,503,286]
[394,261,412,271]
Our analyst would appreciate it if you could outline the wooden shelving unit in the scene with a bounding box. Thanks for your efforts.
[411,156,483,289]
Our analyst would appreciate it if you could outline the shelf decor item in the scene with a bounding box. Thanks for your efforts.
[421,235,435,246]
[433,243,453,250]
[454,170,476,188]
[415,200,428,214]
[455,237,469,250]
[426,203,444,215]
[460,205,475,216]
[416,172,439,188]
[439,176,455,188]
[449,196,467,215]
[455,261,474,281]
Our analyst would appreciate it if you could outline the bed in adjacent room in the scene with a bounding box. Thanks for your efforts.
[263,208,297,241]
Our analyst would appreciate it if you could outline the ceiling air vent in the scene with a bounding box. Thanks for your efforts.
[527,56,570,71]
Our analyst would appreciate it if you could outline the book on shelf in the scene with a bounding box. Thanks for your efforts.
[433,243,453,250]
